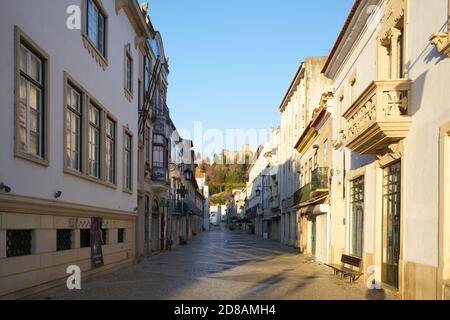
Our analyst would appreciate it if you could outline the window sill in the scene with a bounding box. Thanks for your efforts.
[123,188,133,195]
[63,167,117,190]
[81,33,108,70]
[15,151,49,167]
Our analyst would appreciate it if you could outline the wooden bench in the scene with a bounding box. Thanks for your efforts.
[326,255,363,283]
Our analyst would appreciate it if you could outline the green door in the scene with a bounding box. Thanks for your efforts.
[382,162,401,289]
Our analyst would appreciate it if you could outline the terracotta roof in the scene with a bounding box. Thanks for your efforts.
[322,0,363,74]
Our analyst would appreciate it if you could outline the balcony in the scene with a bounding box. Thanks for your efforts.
[311,167,329,196]
[151,167,169,194]
[269,195,280,210]
[169,199,188,215]
[293,168,329,206]
[343,80,412,154]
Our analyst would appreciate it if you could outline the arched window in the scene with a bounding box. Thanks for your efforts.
[152,199,159,213]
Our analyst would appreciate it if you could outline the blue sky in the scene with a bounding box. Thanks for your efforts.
[142,0,353,152]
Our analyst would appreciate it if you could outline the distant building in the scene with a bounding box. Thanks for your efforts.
[221,144,253,165]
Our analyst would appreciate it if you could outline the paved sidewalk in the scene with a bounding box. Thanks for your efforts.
[40,226,399,300]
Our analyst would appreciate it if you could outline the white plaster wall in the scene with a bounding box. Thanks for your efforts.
[402,0,450,267]
[0,0,139,212]
[328,1,384,258]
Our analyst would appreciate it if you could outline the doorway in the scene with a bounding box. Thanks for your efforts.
[382,161,401,289]
[311,216,317,256]
[160,211,165,250]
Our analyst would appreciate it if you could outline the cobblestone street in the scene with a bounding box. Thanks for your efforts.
[42,227,399,300]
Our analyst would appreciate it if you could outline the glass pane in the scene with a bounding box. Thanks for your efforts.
[30,133,38,155]
[19,78,27,102]
[29,85,41,111]
[98,14,104,54]
[19,127,26,151]
[90,105,99,125]
[68,86,80,112]
[106,118,114,137]
[20,45,28,72]
[30,54,42,84]
[30,109,38,132]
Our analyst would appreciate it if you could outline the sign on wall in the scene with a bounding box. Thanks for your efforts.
[90,218,104,268]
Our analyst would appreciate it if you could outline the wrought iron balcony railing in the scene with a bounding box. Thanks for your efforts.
[311,167,329,192]
[168,199,188,214]
[293,167,329,206]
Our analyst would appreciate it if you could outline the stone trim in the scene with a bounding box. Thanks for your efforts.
[124,43,134,102]
[438,121,450,299]
[14,26,50,167]
[81,0,109,70]
[0,193,136,220]
[63,72,119,190]
[122,126,134,194]
[429,0,450,58]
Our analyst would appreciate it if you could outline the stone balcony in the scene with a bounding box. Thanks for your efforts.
[343,79,413,154]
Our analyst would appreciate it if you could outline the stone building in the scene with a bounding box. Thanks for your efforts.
[293,93,334,263]
[135,3,173,258]
[0,0,149,298]
[323,0,450,299]
[278,57,333,248]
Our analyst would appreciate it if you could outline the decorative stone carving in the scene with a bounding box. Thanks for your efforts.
[380,0,406,39]
[135,35,146,50]
[115,0,128,15]
[430,32,450,58]
[376,142,404,167]
[384,90,408,116]
[342,80,412,154]
[82,35,108,70]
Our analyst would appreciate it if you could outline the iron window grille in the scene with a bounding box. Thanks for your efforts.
[101,229,107,245]
[7,230,32,258]
[118,229,125,243]
[57,229,72,251]
[80,229,91,248]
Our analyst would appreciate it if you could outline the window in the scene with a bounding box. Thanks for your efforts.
[144,56,151,97]
[125,53,133,94]
[6,230,32,258]
[57,229,72,251]
[382,162,402,288]
[65,85,82,171]
[80,229,91,248]
[350,176,364,257]
[118,229,125,243]
[308,158,313,182]
[153,134,166,169]
[145,125,151,167]
[101,229,107,245]
[313,152,318,169]
[323,139,329,163]
[88,104,101,178]
[64,73,119,188]
[338,95,344,132]
[86,0,106,56]
[350,78,357,105]
[16,33,48,162]
[105,118,116,184]
[124,131,133,191]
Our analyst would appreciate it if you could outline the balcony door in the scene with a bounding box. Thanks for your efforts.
[382,162,401,289]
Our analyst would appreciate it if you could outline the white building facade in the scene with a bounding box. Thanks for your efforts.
[0,0,148,298]
[324,0,450,299]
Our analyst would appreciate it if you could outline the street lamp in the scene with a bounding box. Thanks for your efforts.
[177,183,189,244]
[184,166,193,181]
